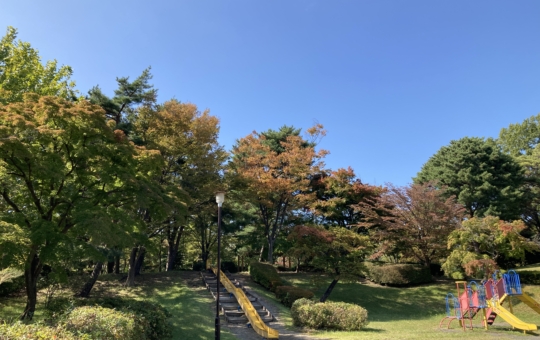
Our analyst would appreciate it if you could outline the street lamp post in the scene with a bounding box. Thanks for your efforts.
[215,191,225,340]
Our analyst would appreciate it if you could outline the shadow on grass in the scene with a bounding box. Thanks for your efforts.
[278,273,456,322]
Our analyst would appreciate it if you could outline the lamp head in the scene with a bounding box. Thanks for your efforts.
[215,191,225,207]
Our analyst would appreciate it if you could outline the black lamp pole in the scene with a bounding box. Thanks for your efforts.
[215,192,225,340]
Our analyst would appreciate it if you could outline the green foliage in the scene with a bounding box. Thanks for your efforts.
[44,297,172,340]
[291,298,369,331]
[249,261,283,291]
[499,113,540,156]
[0,321,79,340]
[415,137,525,220]
[64,306,144,340]
[0,267,23,285]
[0,26,76,104]
[275,285,314,307]
[367,264,432,286]
[442,216,539,278]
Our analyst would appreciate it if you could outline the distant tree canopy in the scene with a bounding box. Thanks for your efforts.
[0,27,76,104]
[499,113,540,156]
[415,137,525,221]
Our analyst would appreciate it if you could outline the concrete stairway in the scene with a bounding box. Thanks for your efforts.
[201,271,274,324]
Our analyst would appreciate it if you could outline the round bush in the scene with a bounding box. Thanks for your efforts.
[65,306,144,340]
[0,322,78,340]
[291,298,369,331]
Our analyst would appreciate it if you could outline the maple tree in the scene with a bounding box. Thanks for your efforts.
[310,167,383,229]
[287,225,370,301]
[357,182,465,267]
[0,94,157,318]
[229,125,327,263]
[133,99,226,271]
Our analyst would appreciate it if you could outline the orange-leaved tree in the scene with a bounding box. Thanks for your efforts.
[229,125,327,263]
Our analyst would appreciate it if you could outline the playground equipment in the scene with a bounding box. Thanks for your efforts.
[211,267,279,339]
[439,270,540,333]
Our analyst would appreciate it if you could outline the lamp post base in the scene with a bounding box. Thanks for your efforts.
[215,316,220,340]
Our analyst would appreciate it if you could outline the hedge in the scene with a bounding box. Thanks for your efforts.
[291,298,369,331]
[249,262,283,292]
[368,264,432,286]
[516,271,540,285]
[275,285,314,307]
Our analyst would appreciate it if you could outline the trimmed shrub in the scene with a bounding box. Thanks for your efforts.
[291,298,369,331]
[94,298,172,340]
[368,264,432,286]
[0,322,78,340]
[249,262,283,291]
[43,297,172,340]
[221,261,238,273]
[516,271,540,285]
[275,286,314,307]
[65,306,144,339]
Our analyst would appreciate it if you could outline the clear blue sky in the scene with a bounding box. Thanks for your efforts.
[2,1,539,186]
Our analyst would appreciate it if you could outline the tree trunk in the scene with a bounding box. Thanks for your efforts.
[20,251,42,320]
[77,262,103,298]
[319,278,340,302]
[259,244,265,262]
[134,246,146,276]
[107,261,114,274]
[201,251,210,268]
[125,247,138,287]
[166,226,184,271]
[114,255,120,274]
[267,238,274,264]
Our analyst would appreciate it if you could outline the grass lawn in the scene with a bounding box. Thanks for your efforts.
[251,272,540,339]
[0,271,237,340]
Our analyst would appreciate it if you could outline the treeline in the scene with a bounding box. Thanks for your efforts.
[2,25,540,320]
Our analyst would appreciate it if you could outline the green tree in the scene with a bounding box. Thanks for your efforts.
[499,113,540,156]
[442,216,538,279]
[0,27,76,104]
[415,137,525,220]
[0,95,153,318]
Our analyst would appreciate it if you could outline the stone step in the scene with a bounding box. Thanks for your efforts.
[226,314,274,324]
[225,309,271,318]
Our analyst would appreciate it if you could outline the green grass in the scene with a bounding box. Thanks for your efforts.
[0,271,237,340]
[253,272,540,339]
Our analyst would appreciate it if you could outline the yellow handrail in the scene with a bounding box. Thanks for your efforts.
[212,268,279,339]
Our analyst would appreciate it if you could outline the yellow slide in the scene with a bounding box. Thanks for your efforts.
[212,268,279,339]
[487,299,537,332]
[517,293,540,315]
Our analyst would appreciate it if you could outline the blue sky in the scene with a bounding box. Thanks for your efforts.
[2,1,539,186]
